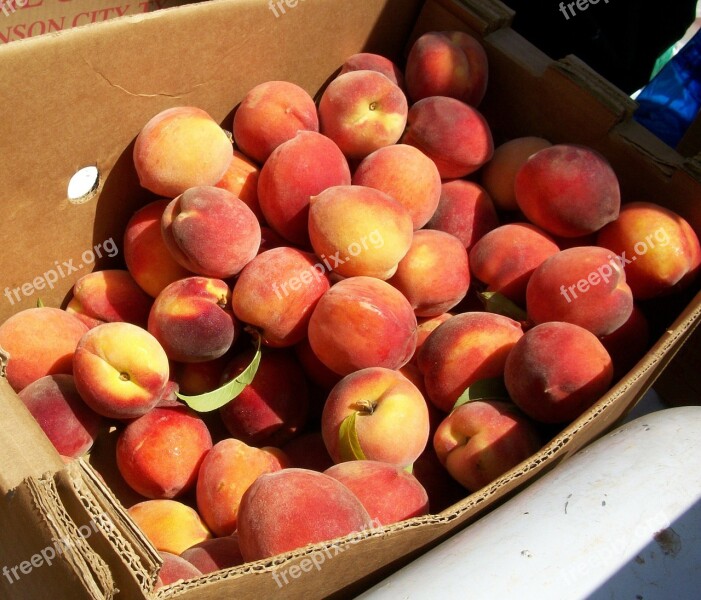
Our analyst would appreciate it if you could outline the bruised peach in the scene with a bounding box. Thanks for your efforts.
[233,81,319,164]
[504,321,614,424]
[133,106,233,198]
[0,307,88,392]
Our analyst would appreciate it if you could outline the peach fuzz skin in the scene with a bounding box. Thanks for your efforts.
[339,53,404,88]
[133,106,233,198]
[0,307,88,393]
[433,400,541,491]
[72,322,170,420]
[321,366,430,468]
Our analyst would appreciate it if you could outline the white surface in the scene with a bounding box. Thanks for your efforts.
[359,400,701,600]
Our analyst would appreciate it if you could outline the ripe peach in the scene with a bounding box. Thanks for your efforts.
[180,536,244,574]
[308,185,413,280]
[237,468,373,562]
[116,406,213,499]
[231,247,331,347]
[325,460,429,525]
[280,432,335,472]
[195,438,285,536]
[417,312,523,413]
[504,321,614,424]
[214,149,263,222]
[526,246,634,337]
[469,223,560,306]
[389,229,470,317]
[156,552,203,588]
[339,52,404,88]
[18,374,102,458]
[405,31,488,106]
[233,80,319,164]
[124,199,193,299]
[128,499,211,555]
[308,277,417,376]
[426,180,499,250]
[321,367,430,467]
[514,144,620,237]
[596,201,701,299]
[173,356,230,396]
[148,277,238,363]
[433,400,542,491]
[257,131,351,246]
[73,322,169,420]
[218,348,309,447]
[402,96,493,178]
[481,136,552,211]
[133,106,233,198]
[352,144,441,229]
[319,70,408,160]
[161,186,260,279]
[66,269,153,329]
[0,307,88,392]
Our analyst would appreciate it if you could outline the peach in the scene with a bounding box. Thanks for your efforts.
[128,499,211,555]
[231,247,331,347]
[18,374,102,458]
[173,356,230,396]
[389,229,470,317]
[352,144,441,229]
[294,337,342,391]
[215,149,263,222]
[180,536,244,574]
[73,322,169,420]
[280,432,335,472]
[133,106,233,198]
[148,277,238,363]
[237,468,373,562]
[161,186,260,279]
[596,201,701,299]
[514,144,621,237]
[123,199,193,299]
[481,136,552,211]
[66,269,153,329]
[409,313,453,366]
[504,321,614,424]
[308,185,413,280]
[426,180,499,250]
[319,70,408,160]
[218,348,309,447]
[0,307,88,392]
[469,223,560,306]
[308,277,417,376]
[405,31,488,106]
[417,312,523,413]
[402,96,493,178]
[156,552,203,588]
[195,438,285,536]
[600,305,650,380]
[433,400,542,491]
[526,246,634,337]
[321,367,430,467]
[233,80,319,164]
[325,460,429,525]
[257,131,351,246]
[116,406,213,499]
[339,52,404,88]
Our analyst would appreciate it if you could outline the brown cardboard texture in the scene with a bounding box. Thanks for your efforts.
[0,0,700,598]
[0,0,195,44]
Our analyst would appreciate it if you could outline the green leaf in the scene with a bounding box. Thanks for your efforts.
[338,411,367,462]
[36,298,45,308]
[453,377,510,411]
[479,291,528,322]
[176,333,262,412]
[403,463,414,475]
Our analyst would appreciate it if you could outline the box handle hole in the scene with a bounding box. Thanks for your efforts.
[67,165,100,204]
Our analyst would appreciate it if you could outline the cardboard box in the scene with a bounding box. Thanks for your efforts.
[0,0,195,44]
[0,0,700,598]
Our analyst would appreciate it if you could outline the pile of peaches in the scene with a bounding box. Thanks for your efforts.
[1,30,700,585]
